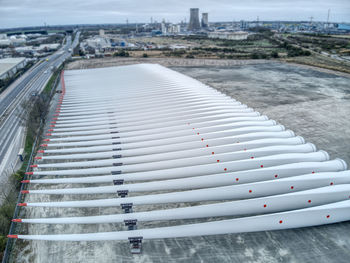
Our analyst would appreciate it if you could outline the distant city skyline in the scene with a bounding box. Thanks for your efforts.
[0,0,349,29]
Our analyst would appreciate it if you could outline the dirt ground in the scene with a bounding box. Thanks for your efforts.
[66,57,350,78]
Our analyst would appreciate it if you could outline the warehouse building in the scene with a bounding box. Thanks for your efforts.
[0,57,27,80]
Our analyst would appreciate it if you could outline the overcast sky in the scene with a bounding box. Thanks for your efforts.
[0,0,349,29]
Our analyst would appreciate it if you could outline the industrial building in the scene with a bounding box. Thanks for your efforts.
[0,57,27,80]
[208,31,249,40]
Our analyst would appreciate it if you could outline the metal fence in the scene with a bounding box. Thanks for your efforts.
[1,69,61,263]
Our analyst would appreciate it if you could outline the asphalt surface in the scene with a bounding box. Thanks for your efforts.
[0,34,78,204]
[13,61,350,263]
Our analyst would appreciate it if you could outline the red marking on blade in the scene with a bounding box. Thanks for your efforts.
[260,165,264,168]
[197,133,199,135]
[249,190,252,193]
[212,152,214,154]
[244,148,247,151]
[50,125,55,127]
[47,129,53,132]
[34,156,42,160]
[54,114,59,116]
[12,219,22,223]
[330,182,334,185]
[279,220,283,224]
[290,186,294,190]
[25,172,33,175]
[250,157,254,159]
[308,200,311,203]
[326,215,330,218]
[201,138,204,141]
[21,180,30,183]
[30,165,37,168]
[7,235,18,239]
[41,144,48,147]
[312,171,315,174]
[274,174,278,178]
[224,168,227,171]
[18,203,27,206]
[21,190,29,194]
[263,204,267,208]
[236,178,239,181]
[217,160,220,163]
[50,121,56,124]
[46,133,52,136]
[37,150,44,153]
[52,118,58,120]
[206,145,209,147]
[43,139,50,142]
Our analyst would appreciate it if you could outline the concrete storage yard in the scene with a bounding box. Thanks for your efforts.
[13,61,350,263]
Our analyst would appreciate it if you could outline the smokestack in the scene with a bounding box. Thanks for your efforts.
[201,13,209,28]
[188,8,200,31]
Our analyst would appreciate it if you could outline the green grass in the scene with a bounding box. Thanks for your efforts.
[43,68,60,95]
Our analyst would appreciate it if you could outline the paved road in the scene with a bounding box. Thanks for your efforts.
[0,33,78,201]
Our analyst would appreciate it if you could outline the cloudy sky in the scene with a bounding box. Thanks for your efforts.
[0,0,349,29]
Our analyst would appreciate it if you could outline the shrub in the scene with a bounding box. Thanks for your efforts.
[271,51,279,58]
[113,50,130,57]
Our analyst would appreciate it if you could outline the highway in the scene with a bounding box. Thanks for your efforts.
[0,32,79,202]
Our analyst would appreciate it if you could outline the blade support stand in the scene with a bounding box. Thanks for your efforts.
[124,219,137,230]
[117,190,129,198]
[113,179,124,185]
[128,236,143,254]
[121,202,133,213]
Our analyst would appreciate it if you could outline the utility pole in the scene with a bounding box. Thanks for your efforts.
[327,9,330,29]
[309,16,313,26]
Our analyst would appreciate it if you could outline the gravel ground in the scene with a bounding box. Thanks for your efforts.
[12,61,350,263]
[171,62,350,165]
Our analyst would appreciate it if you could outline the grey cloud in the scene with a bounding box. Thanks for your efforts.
[0,0,349,28]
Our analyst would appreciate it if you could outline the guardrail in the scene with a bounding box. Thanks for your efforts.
[1,69,61,263]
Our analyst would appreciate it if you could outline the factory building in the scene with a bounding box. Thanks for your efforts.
[188,8,201,31]
[0,57,27,80]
